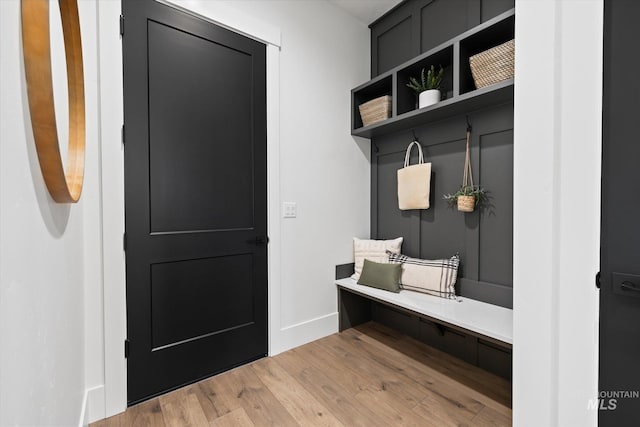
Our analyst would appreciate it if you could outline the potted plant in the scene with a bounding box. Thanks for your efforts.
[444,185,488,212]
[407,65,444,109]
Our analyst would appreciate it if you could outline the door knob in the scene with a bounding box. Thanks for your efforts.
[621,281,640,293]
[612,272,640,298]
[246,236,269,245]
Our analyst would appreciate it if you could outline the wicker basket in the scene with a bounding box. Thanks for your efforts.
[358,95,391,127]
[457,195,476,212]
[469,39,514,89]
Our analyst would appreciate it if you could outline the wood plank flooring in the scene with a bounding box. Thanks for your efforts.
[92,322,511,427]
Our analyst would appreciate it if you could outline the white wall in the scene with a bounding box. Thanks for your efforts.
[513,1,602,426]
[0,0,103,425]
[216,0,371,351]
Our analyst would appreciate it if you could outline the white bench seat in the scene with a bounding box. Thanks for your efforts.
[336,277,512,346]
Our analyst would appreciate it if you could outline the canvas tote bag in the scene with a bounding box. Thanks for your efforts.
[397,141,431,210]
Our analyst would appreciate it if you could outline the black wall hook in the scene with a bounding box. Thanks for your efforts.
[466,115,472,132]
[412,129,419,142]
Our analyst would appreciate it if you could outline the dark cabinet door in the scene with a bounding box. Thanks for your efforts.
[370,0,514,77]
[122,0,267,404]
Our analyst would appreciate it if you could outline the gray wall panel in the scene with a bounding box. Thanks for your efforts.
[370,0,515,77]
[458,278,513,308]
[420,139,467,260]
[480,0,514,22]
[478,130,513,287]
[371,104,513,307]
[335,263,355,280]
[377,17,414,76]
[376,149,421,256]
[420,0,476,53]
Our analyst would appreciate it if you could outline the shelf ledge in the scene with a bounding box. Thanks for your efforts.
[352,79,514,139]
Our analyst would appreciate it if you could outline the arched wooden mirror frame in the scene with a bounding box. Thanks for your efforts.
[21,0,85,203]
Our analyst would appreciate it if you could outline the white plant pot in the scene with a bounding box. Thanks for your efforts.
[419,89,441,108]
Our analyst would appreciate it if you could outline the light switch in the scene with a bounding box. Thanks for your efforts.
[283,202,297,218]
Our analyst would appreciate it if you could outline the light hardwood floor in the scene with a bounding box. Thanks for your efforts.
[93,322,512,427]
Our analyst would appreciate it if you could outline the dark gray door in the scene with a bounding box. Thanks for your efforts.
[122,0,267,404]
[600,0,640,424]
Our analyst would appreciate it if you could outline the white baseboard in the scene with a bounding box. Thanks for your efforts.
[79,385,106,426]
[79,389,88,427]
[273,312,339,356]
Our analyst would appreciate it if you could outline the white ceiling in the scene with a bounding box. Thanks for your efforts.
[328,0,404,25]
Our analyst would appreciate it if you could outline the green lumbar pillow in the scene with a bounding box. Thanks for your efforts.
[357,259,402,293]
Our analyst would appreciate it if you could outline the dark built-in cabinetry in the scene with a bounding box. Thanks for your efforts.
[370,0,514,77]
[352,9,514,138]
[352,1,515,310]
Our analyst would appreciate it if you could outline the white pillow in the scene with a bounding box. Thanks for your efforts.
[351,237,403,280]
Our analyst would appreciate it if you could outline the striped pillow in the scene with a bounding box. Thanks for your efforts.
[388,252,460,299]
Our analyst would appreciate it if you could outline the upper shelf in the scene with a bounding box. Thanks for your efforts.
[351,9,515,139]
[353,79,513,139]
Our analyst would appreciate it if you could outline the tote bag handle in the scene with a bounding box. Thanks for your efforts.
[404,140,425,167]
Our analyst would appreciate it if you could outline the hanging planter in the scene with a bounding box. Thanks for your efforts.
[444,186,487,212]
[457,194,476,212]
[444,123,488,212]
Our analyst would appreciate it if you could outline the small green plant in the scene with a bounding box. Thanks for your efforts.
[406,65,444,93]
[443,185,488,207]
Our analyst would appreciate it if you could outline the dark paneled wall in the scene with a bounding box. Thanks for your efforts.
[371,104,513,308]
[371,0,514,76]
[368,0,515,308]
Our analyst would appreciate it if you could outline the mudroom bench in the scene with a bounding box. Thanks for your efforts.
[336,277,513,379]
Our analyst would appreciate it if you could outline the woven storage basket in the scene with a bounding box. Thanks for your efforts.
[469,39,514,89]
[358,95,391,127]
[457,195,476,212]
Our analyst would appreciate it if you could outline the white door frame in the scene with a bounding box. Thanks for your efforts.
[512,1,602,426]
[98,0,282,417]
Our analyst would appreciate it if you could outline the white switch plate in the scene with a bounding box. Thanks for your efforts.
[283,202,297,218]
